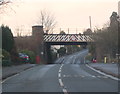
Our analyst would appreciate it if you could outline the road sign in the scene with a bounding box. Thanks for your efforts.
[70,35,77,41]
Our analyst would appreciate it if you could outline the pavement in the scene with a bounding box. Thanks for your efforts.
[88,63,119,78]
[2,64,37,80]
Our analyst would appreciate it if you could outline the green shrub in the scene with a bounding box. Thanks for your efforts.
[2,49,10,60]
[51,51,57,62]
[85,54,93,61]
[2,25,14,53]
[2,60,13,66]
[2,49,13,66]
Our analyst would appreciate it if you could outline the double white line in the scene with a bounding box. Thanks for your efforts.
[58,64,68,94]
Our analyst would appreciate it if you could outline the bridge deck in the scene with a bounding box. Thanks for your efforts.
[44,34,94,42]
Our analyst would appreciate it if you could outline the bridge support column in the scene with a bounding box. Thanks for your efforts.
[32,25,44,64]
[44,43,52,64]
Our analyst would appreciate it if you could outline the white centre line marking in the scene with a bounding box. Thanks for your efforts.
[81,75,85,78]
[59,69,61,73]
[97,76,101,78]
[58,64,69,94]
[103,76,108,78]
[92,75,96,78]
[59,79,64,87]
[58,73,61,78]
[63,88,68,94]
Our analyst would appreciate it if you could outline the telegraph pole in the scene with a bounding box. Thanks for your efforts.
[76,28,78,34]
[89,16,92,30]
[68,28,69,34]
[60,28,61,32]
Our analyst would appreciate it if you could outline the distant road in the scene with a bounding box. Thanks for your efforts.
[55,49,88,64]
[2,49,118,93]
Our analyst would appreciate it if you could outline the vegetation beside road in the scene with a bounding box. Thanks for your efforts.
[2,25,19,66]
[19,50,36,64]
[88,12,119,63]
[1,25,36,66]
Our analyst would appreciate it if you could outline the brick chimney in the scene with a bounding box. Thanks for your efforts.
[32,25,44,37]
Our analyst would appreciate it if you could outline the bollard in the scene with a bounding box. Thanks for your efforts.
[36,55,40,64]
[104,56,107,63]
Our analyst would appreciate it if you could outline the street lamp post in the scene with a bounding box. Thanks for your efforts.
[117,17,120,66]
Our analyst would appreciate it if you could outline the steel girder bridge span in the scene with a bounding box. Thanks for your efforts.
[43,34,94,64]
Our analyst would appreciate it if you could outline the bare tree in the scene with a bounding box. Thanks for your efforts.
[0,0,16,14]
[14,25,26,37]
[89,12,119,62]
[37,10,57,34]
[0,0,11,6]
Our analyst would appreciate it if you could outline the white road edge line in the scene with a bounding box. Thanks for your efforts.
[2,73,19,83]
[86,64,120,81]
[1,65,37,83]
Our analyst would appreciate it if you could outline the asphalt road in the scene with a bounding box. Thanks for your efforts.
[2,49,119,93]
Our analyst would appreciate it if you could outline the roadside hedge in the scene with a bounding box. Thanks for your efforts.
[2,49,13,66]
[2,60,13,66]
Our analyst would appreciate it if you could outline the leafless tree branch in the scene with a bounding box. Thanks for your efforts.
[0,0,11,6]
[37,10,57,34]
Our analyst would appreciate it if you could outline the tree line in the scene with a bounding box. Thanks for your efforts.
[1,25,19,66]
[88,12,119,63]
[1,25,37,66]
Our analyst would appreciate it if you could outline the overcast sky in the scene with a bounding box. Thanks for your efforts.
[0,0,119,35]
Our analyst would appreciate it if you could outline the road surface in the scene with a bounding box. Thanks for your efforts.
[2,50,119,93]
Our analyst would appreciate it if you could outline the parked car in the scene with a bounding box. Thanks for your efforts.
[92,58,97,63]
[19,53,29,63]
